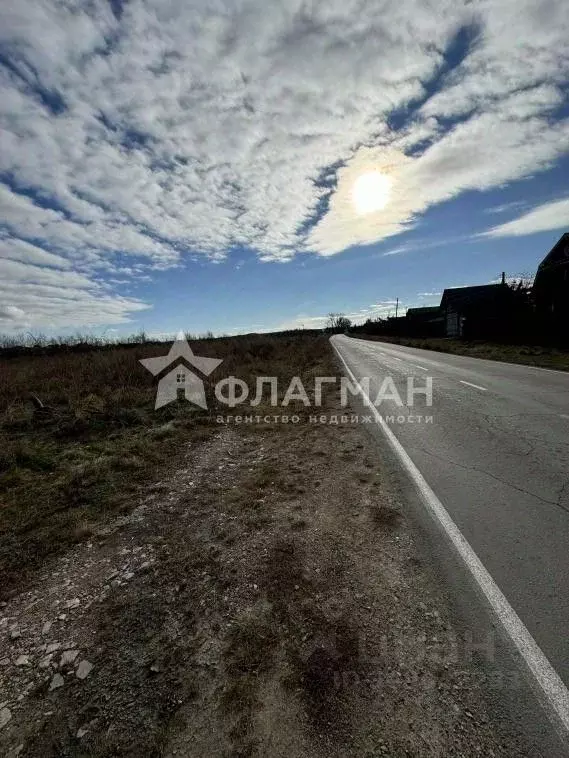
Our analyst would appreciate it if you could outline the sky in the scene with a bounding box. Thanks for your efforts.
[1,0,569,338]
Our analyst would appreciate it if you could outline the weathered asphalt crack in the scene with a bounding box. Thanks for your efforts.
[336,342,569,516]
[557,479,569,510]
[408,443,569,517]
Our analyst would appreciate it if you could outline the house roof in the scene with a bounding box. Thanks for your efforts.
[537,232,569,272]
[406,306,440,318]
[440,283,505,311]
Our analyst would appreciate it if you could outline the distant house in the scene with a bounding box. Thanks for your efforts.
[406,306,440,320]
[405,306,443,337]
[533,233,569,338]
[440,282,510,338]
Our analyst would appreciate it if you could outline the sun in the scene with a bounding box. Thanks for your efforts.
[352,170,392,215]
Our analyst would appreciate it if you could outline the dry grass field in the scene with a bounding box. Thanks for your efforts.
[0,331,330,597]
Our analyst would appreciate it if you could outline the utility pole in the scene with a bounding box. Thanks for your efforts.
[395,297,399,318]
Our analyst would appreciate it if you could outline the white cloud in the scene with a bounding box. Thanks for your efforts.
[381,246,411,257]
[0,0,569,328]
[0,257,150,331]
[484,201,527,215]
[276,315,330,331]
[0,237,71,268]
[483,198,569,237]
[278,301,399,331]
[0,305,27,323]
[0,279,150,331]
[0,258,93,287]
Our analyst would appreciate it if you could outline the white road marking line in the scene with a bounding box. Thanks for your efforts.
[331,339,569,738]
[413,364,428,371]
[460,380,487,392]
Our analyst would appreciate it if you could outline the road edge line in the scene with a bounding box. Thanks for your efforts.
[459,380,488,391]
[347,335,569,376]
[331,337,569,741]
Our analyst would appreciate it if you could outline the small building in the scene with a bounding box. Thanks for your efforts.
[440,283,510,339]
[533,232,569,340]
[405,306,444,337]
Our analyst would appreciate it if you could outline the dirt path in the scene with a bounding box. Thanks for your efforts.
[1,402,529,757]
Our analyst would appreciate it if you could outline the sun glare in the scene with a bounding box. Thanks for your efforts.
[352,170,392,215]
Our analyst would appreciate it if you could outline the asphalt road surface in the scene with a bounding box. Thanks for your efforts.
[332,335,569,697]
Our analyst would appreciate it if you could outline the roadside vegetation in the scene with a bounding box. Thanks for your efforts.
[350,334,569,371]
[0,330,330,598]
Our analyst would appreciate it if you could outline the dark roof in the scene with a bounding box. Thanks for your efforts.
[406,306,440,318]
[537,233,569,272]
[440,284,505,310]
[386,315,406,323]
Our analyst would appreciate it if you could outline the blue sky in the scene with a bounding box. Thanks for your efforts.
[1,0,569,338]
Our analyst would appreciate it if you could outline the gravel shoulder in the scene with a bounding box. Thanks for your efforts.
[1,392,531,757]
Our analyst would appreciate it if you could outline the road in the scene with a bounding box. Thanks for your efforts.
[331,335,569,702]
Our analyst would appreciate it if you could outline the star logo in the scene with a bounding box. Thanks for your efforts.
[140,331,223,410]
